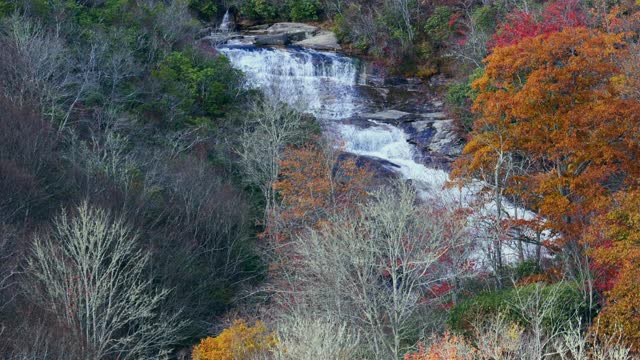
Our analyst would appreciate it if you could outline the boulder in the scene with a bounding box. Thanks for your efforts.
[255,34,290,46]
[402,120,437,151]
[199,33,236,46]
[284,31,308,42]
[196,27,213,39]
[337,152,400,185]
[267,22,319,37]
[429,120,464,157]
[295,31,341,50]
[248,24,270,31]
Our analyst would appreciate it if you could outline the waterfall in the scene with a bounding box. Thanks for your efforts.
[217,44,547,264]
[217,45,463,198]
[220,9,232,32]
[338,122,465,199]
[218,45,464,195]
[217,46,361,119]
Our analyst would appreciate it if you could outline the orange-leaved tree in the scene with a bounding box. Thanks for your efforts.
[269,142,373,242]
[192,320,277,360]
[587,190,640,348]
[454,27,640,247]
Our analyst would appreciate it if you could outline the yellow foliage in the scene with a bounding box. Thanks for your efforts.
[588,191,640,349]
[404,332,476,360]
[192,320,277,360]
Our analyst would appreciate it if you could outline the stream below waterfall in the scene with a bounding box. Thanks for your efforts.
[218,44,469,201]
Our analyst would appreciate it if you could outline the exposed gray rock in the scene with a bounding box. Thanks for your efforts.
[337,152,400,185]
[284,31,308,42]
[295,31,341,50]
[200,33,236,46]
[248,24,270,31]
[429,119,463,157]
[267,22,318,37]
[196,27,213,39]
[420,112,447,120]
[255,34,290,46]
[359,110,411,122]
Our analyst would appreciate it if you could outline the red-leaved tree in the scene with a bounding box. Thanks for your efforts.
[489,0,586,49]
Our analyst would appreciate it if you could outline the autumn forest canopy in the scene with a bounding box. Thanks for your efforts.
[1,0,640,359]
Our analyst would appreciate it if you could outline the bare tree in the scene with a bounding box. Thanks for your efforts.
[446,5,490,68]
[26,203,185,359]
[0,14,97,131]
[288,182,472,359]
[270,312,361,360]
[508,282,576,359]
[472,312,524,359]
[237,98,307,217]
[552,318,632,360]
[385,0,417,45]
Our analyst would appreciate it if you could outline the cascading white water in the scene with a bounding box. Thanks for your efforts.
[217,46,360,119]
[220,10,232,32]
[338,122,472,200]
[218,45,469,199]
[218,45,479,198]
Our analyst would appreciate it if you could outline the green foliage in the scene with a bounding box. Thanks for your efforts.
[241,0,276,21]
[449,282,591,335]
[509,260,542,280]
[73,0,131,28]
[151,51,243,127]
[289,0,320,21]
[447,82,472,108]
[332,13,349,43]
[471,6,497,34]
[425,6,453,46]
[0,0,14,17]
[446,67,483,132]
[189,0,219,21]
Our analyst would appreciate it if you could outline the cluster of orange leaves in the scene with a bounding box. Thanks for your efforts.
[404,332,476,360]
[587,190,640,347]
[453,8,640,347]
[191,320,277,360]
[270,143,373,242]
[455,26,640,244]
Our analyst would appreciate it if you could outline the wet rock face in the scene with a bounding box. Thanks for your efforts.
[336,152,400,185]
[255,34,290,46]
[349,81,464,169]
[401,119,463,169]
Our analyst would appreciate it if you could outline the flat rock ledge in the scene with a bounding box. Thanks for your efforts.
[200,22,340,50]
[294,31,341,50]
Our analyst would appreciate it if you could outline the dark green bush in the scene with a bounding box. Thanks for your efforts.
[446,67,483,132]
[425,6,453,47]
[151,51,244,127]
[241,0,277,21]
[449,282,592,335]
[289,0,320,21]
[510,260,542,280]
[189,0,220,21]
[0,0,13,16]
[471,5,497,34]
